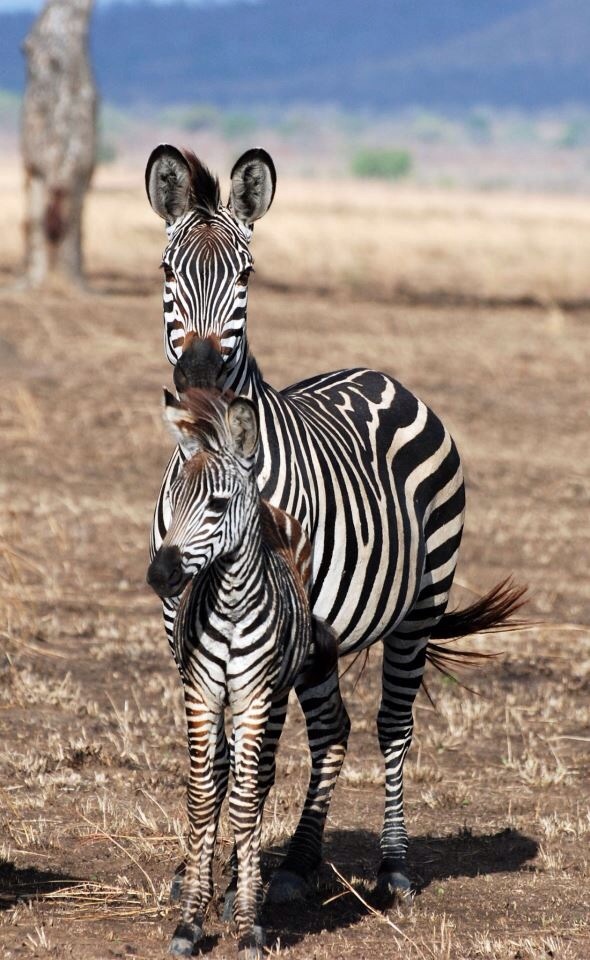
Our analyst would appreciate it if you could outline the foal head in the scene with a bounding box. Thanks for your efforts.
[146,389,260,599]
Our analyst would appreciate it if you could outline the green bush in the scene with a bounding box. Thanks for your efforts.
[351,148,412,180]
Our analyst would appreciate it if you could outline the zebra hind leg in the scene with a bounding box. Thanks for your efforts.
[375,632,429,908]
[266,666,350,904]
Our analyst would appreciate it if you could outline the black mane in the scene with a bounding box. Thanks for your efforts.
[183,149,221,216]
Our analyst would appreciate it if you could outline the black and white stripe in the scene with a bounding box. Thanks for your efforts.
[145,146,518,904]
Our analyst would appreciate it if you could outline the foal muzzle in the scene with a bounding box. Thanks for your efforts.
[146,545,189,598]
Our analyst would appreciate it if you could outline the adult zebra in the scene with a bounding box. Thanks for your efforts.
[146,144,523,902]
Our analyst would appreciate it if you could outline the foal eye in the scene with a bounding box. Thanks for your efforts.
[209,496,229,512]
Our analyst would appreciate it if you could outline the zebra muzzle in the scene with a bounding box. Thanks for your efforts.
[174,335,224,392]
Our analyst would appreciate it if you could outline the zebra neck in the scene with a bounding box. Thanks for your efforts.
[222,336,263,398]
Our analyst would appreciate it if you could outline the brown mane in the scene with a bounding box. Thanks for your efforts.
[260,501,312,589]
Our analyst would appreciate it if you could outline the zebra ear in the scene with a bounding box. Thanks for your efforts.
[162,388,202,455]
[226,397,259,459]
[146,145,193,224]
[228,148,276,227]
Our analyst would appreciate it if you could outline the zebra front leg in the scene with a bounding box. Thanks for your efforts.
[164,593,195,905]
[375,634,428,907]
[267,666,350,903]
[222,694,289,922]
[170,703,229,956]
[229,700,272,960]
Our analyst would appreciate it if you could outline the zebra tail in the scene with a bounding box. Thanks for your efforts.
[430,577,528,641]
[307,617,339,684]
[424,578,528,688]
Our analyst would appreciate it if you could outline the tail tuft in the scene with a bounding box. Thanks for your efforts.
[430,577,528,641]
[424,577,528,693]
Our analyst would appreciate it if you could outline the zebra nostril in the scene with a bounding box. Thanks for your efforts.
[174,336,223,391]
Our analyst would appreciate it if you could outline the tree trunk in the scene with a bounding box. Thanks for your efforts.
[21,0,97,289]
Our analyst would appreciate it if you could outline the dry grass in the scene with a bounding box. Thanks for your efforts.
[0,163,589,958]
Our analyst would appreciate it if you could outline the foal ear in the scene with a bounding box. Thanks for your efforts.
[228,148,276,227]
[226,397,259,459]
[162,388,202,455]
[146,145,193,224]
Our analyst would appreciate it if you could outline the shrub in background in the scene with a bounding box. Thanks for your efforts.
[352,148,412,180]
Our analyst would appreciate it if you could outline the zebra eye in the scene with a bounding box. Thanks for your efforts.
[209,495,230,512]
[162,263,176,283]
[237,268,252,285]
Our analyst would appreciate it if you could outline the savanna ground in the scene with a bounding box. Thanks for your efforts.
[0,162,589,959]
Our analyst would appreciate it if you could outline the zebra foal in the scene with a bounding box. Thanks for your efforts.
[147,387,339,959]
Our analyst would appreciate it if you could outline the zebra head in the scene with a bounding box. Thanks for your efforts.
[145,145,276,391]
[146,388,260,599]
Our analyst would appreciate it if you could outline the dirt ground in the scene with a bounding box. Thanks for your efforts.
[1,201,589,959]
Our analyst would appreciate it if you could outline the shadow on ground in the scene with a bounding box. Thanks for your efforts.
[254,826,539,951]
[0,860,81,911]
[410,825,539,889]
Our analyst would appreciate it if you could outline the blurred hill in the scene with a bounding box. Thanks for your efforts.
[0,0,588,109]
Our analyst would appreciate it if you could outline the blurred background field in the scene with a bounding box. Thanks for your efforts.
[1,159,590,305]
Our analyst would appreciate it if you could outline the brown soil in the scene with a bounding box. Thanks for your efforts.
[1,279,589,959]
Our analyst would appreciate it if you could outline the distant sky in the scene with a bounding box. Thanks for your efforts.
[0,0,245,9]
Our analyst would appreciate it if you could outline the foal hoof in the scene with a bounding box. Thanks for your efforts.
[238,925,265,960]
[266,868,311,904]
[375,865,414,910]
[169,920,203,956]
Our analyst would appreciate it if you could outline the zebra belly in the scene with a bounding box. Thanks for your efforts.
[256,369,462,651]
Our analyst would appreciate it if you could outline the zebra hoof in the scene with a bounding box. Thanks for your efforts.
[222,885,236,922]
[237,925,265,960]
[266,868,311,904]
[169,920,203,956]
[375,866,414,910]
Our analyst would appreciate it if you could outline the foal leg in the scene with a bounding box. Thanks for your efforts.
[171,718,228,902]
[267,666,350,903]
[222,694,289,920]
[170,704,229,956]
[229,699,272,960]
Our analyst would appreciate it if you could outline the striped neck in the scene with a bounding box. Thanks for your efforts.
[213,498,266,619]
[222,335,264,399]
